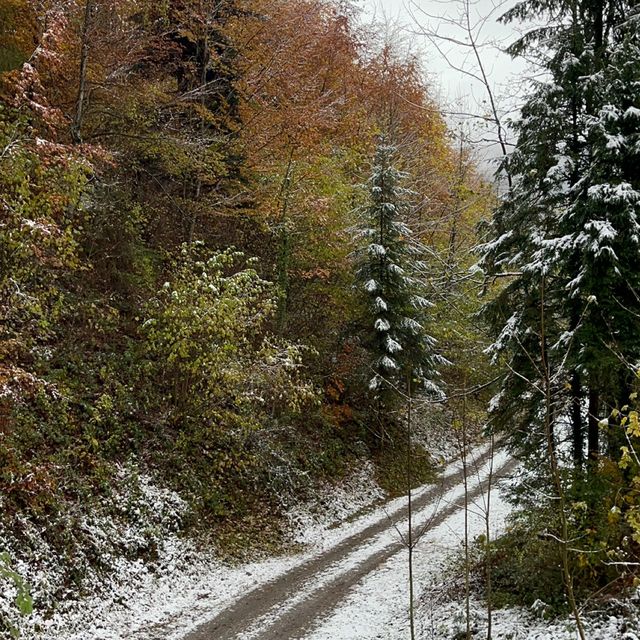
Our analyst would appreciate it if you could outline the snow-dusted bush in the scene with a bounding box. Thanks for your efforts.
[0,464,187,638]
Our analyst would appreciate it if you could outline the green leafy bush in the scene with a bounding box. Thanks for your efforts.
[0,552,32,639]
[140,244,318,516]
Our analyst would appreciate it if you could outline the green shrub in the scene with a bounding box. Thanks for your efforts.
[139,244,318,517]
[375,441,436,497]
[0,552,33,638]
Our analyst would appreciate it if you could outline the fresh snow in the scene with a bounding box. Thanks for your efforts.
[364,278,378,292]
[303,448,509,640]
[7,446,486,639]
[6,443,639,639]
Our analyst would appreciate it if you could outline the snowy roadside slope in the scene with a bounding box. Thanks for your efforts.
[48,443,494,640]
[13,458,382,640]
[180,443,504,640]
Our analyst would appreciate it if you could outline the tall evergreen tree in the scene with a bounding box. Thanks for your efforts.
[482,0,640,468]
[353,142,443,433]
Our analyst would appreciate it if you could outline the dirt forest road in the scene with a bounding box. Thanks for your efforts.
[181,445,516,640]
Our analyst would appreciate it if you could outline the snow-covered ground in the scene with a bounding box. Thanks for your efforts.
[302,447,509,640]
[25,444,497,639]
[1,445,480,639]
[0,455,391,639]
[4,442,639,640]
[285,459,385,546]
[420,597,640,640]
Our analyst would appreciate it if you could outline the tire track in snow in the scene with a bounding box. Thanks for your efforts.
[183,444,510,640]
[245,453,516,640]
[302,451,517,640]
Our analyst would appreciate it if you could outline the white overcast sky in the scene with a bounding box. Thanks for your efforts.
[359,0,528,105]
[358,0,530,166]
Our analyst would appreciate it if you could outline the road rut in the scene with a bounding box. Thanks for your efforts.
[184,446,514,640]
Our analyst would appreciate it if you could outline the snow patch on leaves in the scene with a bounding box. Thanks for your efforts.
[285,460,385,546]
[0,464,190,639]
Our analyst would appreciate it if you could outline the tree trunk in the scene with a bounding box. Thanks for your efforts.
[485,433,495,640]
[587,388,599,464]
[540,278,586,640]
[570,370,584,467]
[406,375,416,640]
[72,0,95,143]
[461,396,471,640]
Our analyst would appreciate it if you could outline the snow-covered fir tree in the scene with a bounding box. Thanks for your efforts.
[569,22,640,457]
[353,141,443,425]
[481,0,640,468]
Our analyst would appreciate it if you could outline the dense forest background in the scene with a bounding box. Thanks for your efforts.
[0,0,491,614]
[1,0,640,637]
